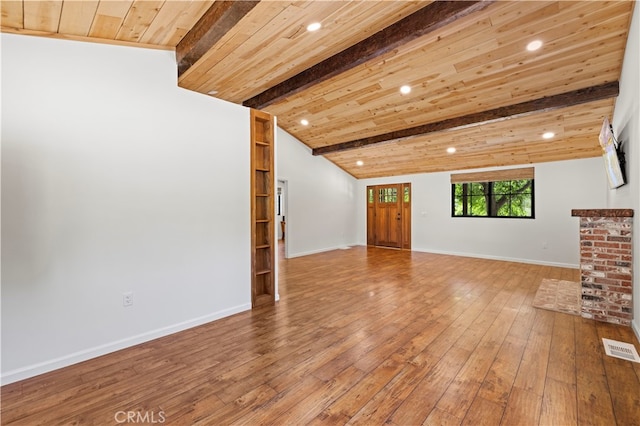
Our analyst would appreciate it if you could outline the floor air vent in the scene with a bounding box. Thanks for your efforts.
[602,338,640,363]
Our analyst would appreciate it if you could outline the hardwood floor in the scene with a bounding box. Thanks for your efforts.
[2,246,640,425]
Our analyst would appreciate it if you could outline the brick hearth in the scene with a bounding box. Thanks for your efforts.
[571,209,634,326]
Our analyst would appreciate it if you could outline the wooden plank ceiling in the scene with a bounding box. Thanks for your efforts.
[1,1,634,179]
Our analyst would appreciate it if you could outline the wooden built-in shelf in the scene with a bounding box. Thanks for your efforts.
[250,109,275,308]
[253,293,273,306]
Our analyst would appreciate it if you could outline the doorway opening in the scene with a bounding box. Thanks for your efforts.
[366,183,411,249]
[277,179,289,259]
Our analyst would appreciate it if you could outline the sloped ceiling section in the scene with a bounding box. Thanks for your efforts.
[176,0,632,178]
[2,1,634,178]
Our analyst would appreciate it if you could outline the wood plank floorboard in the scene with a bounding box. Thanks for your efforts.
[2,246,640,425]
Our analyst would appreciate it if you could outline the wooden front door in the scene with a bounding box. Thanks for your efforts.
[367,183,411,249]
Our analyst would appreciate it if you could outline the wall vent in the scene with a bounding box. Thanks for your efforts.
[602,338,640,363]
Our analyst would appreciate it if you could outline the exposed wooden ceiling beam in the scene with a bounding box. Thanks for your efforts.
[312,81,620,156]
[242,0,495,109]
[176,1,259,77]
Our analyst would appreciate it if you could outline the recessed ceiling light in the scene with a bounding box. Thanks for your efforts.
[356,160,364,166]
[447,147,456,154]
[527,40,543,51]
[400,85,411,95]
[307,22,321,32]
[300,119,309,126]
[542,131,555,139]
[207,90,218,95]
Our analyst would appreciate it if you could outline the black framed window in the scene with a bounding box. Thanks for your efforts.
[452,178,534,218]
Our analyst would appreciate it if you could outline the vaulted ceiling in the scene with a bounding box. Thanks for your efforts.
[1,1,634,178]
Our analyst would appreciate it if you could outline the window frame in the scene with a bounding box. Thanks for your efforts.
[451,179,535,219]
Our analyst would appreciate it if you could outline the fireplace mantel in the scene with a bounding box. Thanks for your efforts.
[572,209,634,218]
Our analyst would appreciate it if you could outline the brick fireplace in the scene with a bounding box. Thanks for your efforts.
[571,209,634,326]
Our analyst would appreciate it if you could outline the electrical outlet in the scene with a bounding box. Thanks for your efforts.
[123,292,134,307]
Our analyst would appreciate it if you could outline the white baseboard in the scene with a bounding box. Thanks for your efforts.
[633,319,640,344]
[287,244,355,259]
[1,303,251,386]
[411,247,579,269]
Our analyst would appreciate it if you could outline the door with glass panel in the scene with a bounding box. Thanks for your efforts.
[366,183,411,249]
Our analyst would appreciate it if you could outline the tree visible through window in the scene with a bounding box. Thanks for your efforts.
[452,179,534,218]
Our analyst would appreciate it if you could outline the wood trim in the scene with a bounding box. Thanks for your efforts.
[366,186,376,246]
[242,0,495,109]
[0,26,174,51]
[402,183,411,250]
[451,167,535,184]
[176,1,259,77]
[313,82,620,156]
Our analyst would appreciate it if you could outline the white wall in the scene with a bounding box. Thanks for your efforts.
[1,34,252,383]
[610,2,639,338]
[357,158,607,268]
[276,129,358,257]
